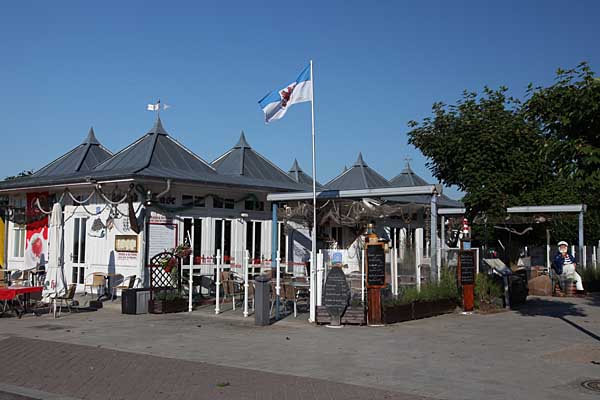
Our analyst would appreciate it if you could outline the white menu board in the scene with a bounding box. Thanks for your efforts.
[148,223,177,259]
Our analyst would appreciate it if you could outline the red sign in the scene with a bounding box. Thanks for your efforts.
[25,192,49,268]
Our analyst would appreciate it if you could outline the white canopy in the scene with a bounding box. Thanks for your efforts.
[42,203,67,301]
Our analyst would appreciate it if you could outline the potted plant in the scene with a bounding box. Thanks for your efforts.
[383,270,459,324]
[149,290,187,313]
[149,244,192,314]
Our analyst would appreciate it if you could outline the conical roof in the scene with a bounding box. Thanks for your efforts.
[389,161,429,187]
[325,153,390,190]
[92,117,219,182]
[387,161,463,207]
[31,127,112,178]
[212,131,306,189]
[287,159,323,188]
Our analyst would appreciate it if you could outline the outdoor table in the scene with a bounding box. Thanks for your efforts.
[2,269,20,286]
[288,281,310,297]
[0,286,43,318]
[97,273,118,301]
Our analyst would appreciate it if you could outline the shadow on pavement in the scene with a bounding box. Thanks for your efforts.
[513,297,600,342]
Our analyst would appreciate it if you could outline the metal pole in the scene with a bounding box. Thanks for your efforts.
[579,209,585,269]
[215,248,221,314]
[440,216,445,268]
[243,250,249,317]
[187,232,193,312]
[276,249,281,320]
[271,203,280,319]
[316,250,323,306]
[309,59,318,323]
[361,244,365,303]
[430,194,438,282]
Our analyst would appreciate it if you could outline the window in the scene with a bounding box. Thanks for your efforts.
[214,219,232,263]
[278,222,286,260]
[12,224,26,258]
[183,218,203,264]
[71,218,87,284]
[182,195,205,208]
[246,221,262,263]
[213,197,234,209]
[244,200,264,211]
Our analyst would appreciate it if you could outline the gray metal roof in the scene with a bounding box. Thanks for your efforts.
[30,127,112,178]
[325,153,390,190]
[92,117,220,183]
[387,162,463,207]
[212,132,308,190]
[389,162,429,187]
[287,159,323,188]
[0,121,311,192]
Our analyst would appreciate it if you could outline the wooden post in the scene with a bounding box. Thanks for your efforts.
[366,242,386,325]
[458,247,476,313]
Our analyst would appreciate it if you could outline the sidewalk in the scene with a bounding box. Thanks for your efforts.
[0,336,426,400]
[0,295,598,400]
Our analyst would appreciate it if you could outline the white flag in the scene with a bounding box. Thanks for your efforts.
[147,103,159,111]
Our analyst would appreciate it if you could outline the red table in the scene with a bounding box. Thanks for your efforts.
[0,286,43,318]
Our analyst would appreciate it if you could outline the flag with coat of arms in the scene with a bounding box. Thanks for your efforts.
[258,64,313,123]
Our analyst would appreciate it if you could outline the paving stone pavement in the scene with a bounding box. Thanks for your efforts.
[0,295,599,400]
[0,336,430,400]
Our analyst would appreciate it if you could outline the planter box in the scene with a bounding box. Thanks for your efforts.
[383,299,456,324]
[583,281,600,293]
[149,298,187,314]
[316,306,366,325]
[382,303,412,324]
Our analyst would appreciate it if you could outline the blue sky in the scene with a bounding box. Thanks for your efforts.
[1,1,599,199]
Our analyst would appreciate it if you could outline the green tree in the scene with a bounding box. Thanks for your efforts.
[407,87,548,218]
[5,170,33,181]
[524,62,600,243]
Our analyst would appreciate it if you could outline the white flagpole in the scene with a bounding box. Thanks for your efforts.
[309,59,317,323]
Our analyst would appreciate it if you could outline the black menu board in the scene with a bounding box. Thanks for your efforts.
[459,250,476,285]
[366,244,386,287]
[323,267,350,323]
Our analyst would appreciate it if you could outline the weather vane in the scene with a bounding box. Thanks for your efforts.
[146,99,171,116]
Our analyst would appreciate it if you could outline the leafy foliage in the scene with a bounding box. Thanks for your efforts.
[408,88,548,218]
[385,268,459,306]
[5,170,33,181]
[407,62,600,243]
[474,273,503,307]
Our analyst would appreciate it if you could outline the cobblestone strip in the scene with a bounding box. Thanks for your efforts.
[0,337,430,400]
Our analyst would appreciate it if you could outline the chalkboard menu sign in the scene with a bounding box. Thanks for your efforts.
[323,267,350,326]
[459,250,476,285]
[366,243,386,288]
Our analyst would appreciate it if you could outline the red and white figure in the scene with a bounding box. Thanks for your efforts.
[25,192,49,269]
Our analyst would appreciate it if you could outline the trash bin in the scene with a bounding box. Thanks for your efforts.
[254,275,271,326]
[122,288,150,314]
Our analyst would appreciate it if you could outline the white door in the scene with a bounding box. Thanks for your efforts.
[66,217,87,291]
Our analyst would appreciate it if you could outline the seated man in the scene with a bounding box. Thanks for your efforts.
[552,241,584,294]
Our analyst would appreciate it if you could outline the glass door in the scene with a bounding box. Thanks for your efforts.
[67,217,87,291]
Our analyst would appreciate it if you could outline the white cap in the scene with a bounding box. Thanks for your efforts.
[557,241,568,247]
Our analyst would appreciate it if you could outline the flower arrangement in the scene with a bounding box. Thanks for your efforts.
[158,244,192,285]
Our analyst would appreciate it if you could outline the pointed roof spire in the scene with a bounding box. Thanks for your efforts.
[82,127,100,145]
[289,158,302,173]
[354,152,367,167]
[402,157,413,172]
[235,131,251,149]
[149,116,168,135]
